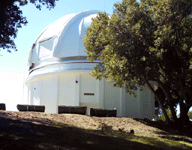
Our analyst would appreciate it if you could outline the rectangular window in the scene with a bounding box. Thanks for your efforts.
[38,37,55,59]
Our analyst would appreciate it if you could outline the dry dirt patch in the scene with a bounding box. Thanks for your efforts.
[0,110,192,141]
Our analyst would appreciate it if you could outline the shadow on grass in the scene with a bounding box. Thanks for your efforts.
[133,118,192,143]
[0,115,191,150]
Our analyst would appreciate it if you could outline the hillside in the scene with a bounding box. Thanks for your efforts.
[0,110,192,150]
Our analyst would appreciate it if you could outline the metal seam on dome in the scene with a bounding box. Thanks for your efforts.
[28,61,99,75]
[27,10,100,74]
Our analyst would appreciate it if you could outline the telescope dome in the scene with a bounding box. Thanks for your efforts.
[23,10,155,119]
[27,10,99,76]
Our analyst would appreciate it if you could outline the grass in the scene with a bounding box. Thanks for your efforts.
[83,123,192,150]
[0,113,192,150]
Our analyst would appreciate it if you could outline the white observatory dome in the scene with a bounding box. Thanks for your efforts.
[23,10,155,119]
[27,10,99,78]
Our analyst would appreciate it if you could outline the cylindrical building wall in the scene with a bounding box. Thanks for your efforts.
[24,10,155,119]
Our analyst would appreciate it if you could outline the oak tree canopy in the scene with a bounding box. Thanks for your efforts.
[0,0,58,52]
[84,0,192,126]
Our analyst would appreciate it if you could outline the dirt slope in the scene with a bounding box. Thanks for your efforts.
[0,110,191,141]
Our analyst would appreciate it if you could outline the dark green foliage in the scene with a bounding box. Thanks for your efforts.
[84,0,192,125]
[187,111,192,119]
[0,0,58,52]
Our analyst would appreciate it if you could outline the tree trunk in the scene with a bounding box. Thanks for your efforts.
[155,95,171,124]
[169,105,177,121]
[146,81,171,124]
[179,101,191,128]
[158,83,178,122]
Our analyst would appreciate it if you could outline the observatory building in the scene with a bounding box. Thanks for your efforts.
[23,10,155,119]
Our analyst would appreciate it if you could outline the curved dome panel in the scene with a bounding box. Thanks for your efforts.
[53,13,97,58]
[28,10,99,66]
[36,13,76,43]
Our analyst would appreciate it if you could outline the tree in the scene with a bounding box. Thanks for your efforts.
[0,0,58,52]
[188,111,192,120]
[157,108,173,122]
[84,0,192,126]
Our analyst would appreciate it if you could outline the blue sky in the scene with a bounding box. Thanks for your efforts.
[0,0,120,111]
